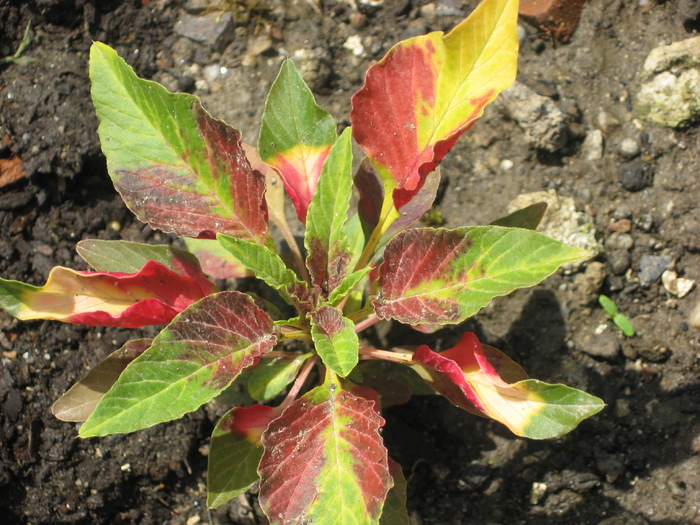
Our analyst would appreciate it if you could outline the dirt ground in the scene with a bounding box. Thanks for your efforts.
[1,0,700,523]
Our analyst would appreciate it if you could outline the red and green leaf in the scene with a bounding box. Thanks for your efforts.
[305,128,354,296]
[217,234,312,311]
[258,59,337,222]
[374,226,588,326]
[77,239,218,293]
[0,260,211,328]
[412,333,605,439]
[79,291,277,437]
[183,237,253,279]
[90,42,269,242]
[309,305,359,377]
[350,0,518,210]
[208,405,281,507]
[258,379,392,524]
[51,339,152,422]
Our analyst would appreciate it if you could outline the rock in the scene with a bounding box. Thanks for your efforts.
[581,129,604,161]
[598,512,649,525]
[612,203,632,220]
[519,0,586,42]
[619,160,653,192]
[619,137,641,159]
[638,255,673,285]
[576,329,621,360]
[507,190,602,269]
[497,81,568,152]
[607,250,631,275]
[343,35,365,58]
[689,301,700,330]
[174,11,234,53]
[661,270,695,297]
[605,233,634,251]
[636,36,700,127]
[596,111,621,134]
[574,261,606,301]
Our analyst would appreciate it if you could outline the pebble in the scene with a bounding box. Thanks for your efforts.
[612,203,632,220]
[639,255,673,285]
[581,129,604,161]
[619,160,653,191]
[662,269,695,297]
[608,249,631,275]
[579,330,621,360]
[596,111,621,134]
[689,300,700,330]
[343,35,365,58]
[605,232,634,251]
[174,11,234,52]
[619,137,641,159]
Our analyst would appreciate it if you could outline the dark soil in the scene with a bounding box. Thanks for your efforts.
[1,0,700,524]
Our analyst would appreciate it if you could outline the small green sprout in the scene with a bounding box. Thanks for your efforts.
[598,294,635,337]
[1,21,33,65]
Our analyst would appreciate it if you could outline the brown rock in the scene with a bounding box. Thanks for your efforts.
[519,0,587,42]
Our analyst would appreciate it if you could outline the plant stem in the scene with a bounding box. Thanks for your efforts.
[279,356,317,411]
[359,346,414,364]
[353,195,399,272]
[354,313,380,333]
[275,212,310,285]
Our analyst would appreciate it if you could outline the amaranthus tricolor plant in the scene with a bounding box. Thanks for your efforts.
[0,0,604,521]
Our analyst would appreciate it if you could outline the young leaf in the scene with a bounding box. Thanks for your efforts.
[258,380,392,524]
[248,354,312,402]
[77,239,218,293]
[490,202,548,230]
[217,234,312,311]
[90,42,269,242]
[0,261,210,328]
[413,333,605,439]
[183,237,253,279]
[208,405,280,508]
[52,339,152,422]
[328,267,371,306]
[350,0,518,209]
[374,226,588,326]
[258,59,337,222]
[305,128,354,296]
[79,291,277,437]
[380,459,410,525]
[309,305,359,377]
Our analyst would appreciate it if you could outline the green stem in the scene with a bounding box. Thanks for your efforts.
[353,194,399,272]
[359,346,414,364]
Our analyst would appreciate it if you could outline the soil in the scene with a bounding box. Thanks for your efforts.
[1,0,700,524]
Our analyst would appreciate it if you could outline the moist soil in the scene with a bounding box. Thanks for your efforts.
[1,0,700,523]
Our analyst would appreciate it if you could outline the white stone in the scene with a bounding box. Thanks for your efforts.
[343,35,365,58]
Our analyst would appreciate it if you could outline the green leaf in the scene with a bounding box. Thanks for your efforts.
[258,59,337,222]
[374,226,589,325]
[258,380,392,524]
[490,202,548,230]
[328,267,371,306]
[380,459,410,525]
[304,127,354,297]
[90,42,269,242]
[52,339,152,422]
[598,294,618,316]
[217,234,312,311]
[79,291,276,437]
[309,305,359,377]
[248,354,312,401]
[613,313,635,337]
[207,406,270,508]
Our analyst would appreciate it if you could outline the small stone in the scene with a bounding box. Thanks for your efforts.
[530,482,547,505]
[608,250,631,275]
[619,138,641,159]
[689,301,700,330]
[635,214,654,232]
[581,129,604,161]
[661,269,695,297]
[349,11,367,29]
[619,160,653,192]
[176,75,196,93]
[174,11,234,53]
[517,24,528,46]
[519,0,586,42]
[574,261,606,300]
[435,0,466,17]
[639,255,673,285]
[579,330,620,360]
[500,159,514,171]
[615,399,631,418]
[607,219,631,233]
[343,35,365,58]
[612,203,632,220]
[605,232,634,251]
[596,111,621,134]
[246,36,275,57]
